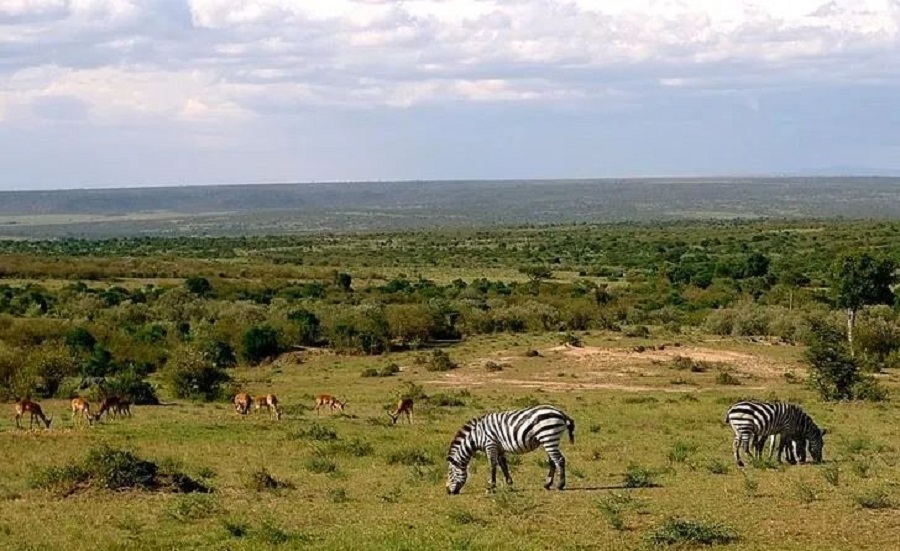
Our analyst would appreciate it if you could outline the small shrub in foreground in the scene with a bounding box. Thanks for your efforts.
[623,464,658,488]
[646,518,738,546]
[855,488,893,510]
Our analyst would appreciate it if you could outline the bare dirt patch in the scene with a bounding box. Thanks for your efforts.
[547,344,792,378]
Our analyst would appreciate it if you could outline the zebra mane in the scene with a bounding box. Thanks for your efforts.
[447,416,483,462]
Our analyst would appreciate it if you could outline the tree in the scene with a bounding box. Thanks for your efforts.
[287,309,321,346]
[185,276,213,298]
[518,265,553,292]
[163,345,231,401]
[805,318,886,401]
[832,253,897,354]
[241,325,281,365]
[778,268,809,311]
[743,252,770,278]
[335,272,352,293]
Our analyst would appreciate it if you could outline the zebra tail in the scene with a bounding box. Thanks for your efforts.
[566,417,575,445]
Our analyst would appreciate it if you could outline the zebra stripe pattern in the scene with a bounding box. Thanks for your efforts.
[725,401,825,467]
[446,405,575,494]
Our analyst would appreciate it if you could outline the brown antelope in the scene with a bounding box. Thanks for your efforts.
[97,396,132,419]
[14,399,52,430]
[314,394,345,415]
[234,393,252,415]
[388,398,414,425]
[71,397,99,427]
[254,394,282,420]
[116,398,132,417]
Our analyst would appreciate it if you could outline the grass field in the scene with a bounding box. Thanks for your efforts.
[2,332,898,550]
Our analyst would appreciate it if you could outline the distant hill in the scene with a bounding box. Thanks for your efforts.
[1,177,899,238]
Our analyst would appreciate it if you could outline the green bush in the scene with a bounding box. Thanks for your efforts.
[162,345,232,402]
[241,325,281,365]
[623,464,658,488]
[30,446,208,495]
[646,518,738,546]
[424,349,457,372]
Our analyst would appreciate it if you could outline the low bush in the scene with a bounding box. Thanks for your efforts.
[646,518,738,546]
[386,449,434,467]
[30,446,209,496]
[623,464,658,488]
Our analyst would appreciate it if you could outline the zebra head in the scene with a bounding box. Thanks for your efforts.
[446,422,475,494]
[446,459,468,494]
[808,427,827,463]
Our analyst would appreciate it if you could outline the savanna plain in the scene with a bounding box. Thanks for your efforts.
[1,217,899,550]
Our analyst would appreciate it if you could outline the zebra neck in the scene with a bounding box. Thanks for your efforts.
[450,428,483,468]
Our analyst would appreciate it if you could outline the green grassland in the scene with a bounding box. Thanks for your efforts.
[2,332,899,550]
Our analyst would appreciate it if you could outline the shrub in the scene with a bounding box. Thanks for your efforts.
[242,325,281,365]
[646,518,738,546]
[162,345,231,402]
[623,464,658,488]
[484,361,504,372]
[167,494,220,521]
[288,424,337,442]
[328,438,373,458]
[248,468,293,492]
[822,464,840,487]
[386,449,434,467]
[705,459,730,475]
[425,349,457,372]
[362,363,401,378]
[854,488,892,510]
[560,332,583,347]
[327,488,350,503]
[806,318,888,401]
[30,446,208,495]
[715,370,741,386]
[304,456,338,474]
[105,368,159,405]
[667,441,698,463]
[428,392,467,407]
[624,325,650,339]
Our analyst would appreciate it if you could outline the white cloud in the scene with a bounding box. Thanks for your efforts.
[1,0,899,125]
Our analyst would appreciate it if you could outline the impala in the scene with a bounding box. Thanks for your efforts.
[388,398,414,425]
[314,394,345,415]
[254,394,282,420]
[97,396,132,419]
[71,397,99,426]
[14,399,52,429]
[234,393,252,415]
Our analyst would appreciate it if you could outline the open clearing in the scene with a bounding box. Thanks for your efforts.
[2,333,899,550]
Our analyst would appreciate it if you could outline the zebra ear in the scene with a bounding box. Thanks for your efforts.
[821,428,827,436]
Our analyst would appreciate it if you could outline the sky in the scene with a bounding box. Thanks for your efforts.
[1,0,900,190]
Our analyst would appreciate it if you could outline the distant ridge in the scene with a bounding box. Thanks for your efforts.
[1,177,899,238]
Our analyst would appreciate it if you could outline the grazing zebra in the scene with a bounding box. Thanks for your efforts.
[446,405,575,494]
[725,401,825,467]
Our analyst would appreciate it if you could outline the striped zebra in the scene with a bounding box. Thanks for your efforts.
[446,405,575,494]
[725,401,825,467]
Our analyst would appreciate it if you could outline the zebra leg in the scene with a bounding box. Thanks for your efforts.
[543,457,556,490]
[554,454,567,490]
[486,443,500,492]
[498,454,513,486]
[734,436,745,467]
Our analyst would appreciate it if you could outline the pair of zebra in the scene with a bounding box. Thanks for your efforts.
[445,401,826,494]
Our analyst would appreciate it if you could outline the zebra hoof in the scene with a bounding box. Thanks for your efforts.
[543,482,553,490]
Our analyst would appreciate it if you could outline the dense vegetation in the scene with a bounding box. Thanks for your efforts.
[1,220,898,403]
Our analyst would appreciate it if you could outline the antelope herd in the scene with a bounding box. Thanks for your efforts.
[11,394,133,431]
[13,391,413,430]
